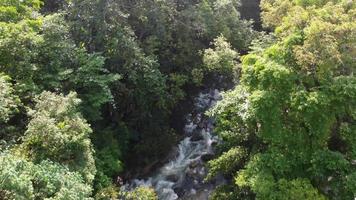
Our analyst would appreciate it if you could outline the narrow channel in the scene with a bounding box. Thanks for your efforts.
[123,1,262,199]
[124,88,224,200]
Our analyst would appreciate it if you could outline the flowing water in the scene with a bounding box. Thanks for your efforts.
[124,89,225,200]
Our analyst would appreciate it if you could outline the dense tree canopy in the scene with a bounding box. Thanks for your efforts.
[1,0,354,199]
[208,0,356,199]
[20,91,96,183]
[0,154,92,200]
[0,0,256,198]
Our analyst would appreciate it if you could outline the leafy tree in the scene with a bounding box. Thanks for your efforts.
[94,185,120,200]
[0,153,92,200]
[37,14,119,120]
[203,36,240,73]
[92,126,127,192]
[0,74,19,123]
[0,0,259,198]
[62,0,174,171]
[206,147,247,180]
[0,74,22,148]
[0,0,42,22]
[0,1,118,121]
[119,186,158,200]
[0,0,43,96]
[208,0,356,199]
[19,91,96,183]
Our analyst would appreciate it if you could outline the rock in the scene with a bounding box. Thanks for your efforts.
[166,147,179,160]
[198,167,206,176]
[116,176,124,186]
[210,173,227,185]
[190,132,203,141]
[197,122,205,129]
[188,160,200,168]
[142,160,160,176]
[193,113,202,124]
[174,187,185,197]
[166,174,179,182]
[211,140,218,147]
[201,153,214,162]
[184,122,197,134]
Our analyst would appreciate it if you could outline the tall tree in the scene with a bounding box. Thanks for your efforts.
[20,91,96,184]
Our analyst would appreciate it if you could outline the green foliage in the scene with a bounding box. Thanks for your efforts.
[119,187,158,200]
[108,0,254,86]
[0,0,257,198]
[203,36,240,74]
[66,0,177,164]
[0,8,43,95]
[38,13,120,120]
[94,185,120,200]
[0,74,22,148]
[206,147,247,180]
[207,86,255,154]
[235,155,328,200]
[196,0,256,49]
[239,176,327,200]
[209,0,356,199]
[0,153,92,200]
[0,74,19,123]
[210,185,254,200]
[0,6,117,120]
[0,0,42,22]
[20,91,96,183]
[92,127,126,191]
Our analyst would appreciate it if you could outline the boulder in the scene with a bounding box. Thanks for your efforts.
[174,187,185,197]
[188,159,201,169]
[211,140,218,147]
[166,174,179,182]
[201,153,214,162]
[190,132,203,141]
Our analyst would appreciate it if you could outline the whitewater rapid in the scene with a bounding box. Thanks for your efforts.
[124,89,225,200]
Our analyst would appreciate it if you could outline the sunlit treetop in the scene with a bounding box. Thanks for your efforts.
[0,0,43,22]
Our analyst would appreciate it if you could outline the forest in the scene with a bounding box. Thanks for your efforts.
[0,0,355,199]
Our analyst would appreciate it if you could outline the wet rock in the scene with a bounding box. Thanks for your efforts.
[142,160,160,176]
[188,159,200,168]
[198,167,206,176]
[192,179,198,185]
[211,140,218,147]
[116,176,124,186]
[166,174,179,182]
[166,147,179,160]
[190,132,203,141]
[201,153,214,162]
[186,126,197,137]
[186,169,197,180]
[180,176,196,192]
[184,122,197,134]
[174,187,185,197]
[190,188,197,195]
[193,113,202,124]
[197,121,205,129]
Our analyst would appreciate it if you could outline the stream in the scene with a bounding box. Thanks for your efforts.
[124,88,225,200]
[122,1,263,198]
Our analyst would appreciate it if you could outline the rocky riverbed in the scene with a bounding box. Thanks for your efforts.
[123,89,225,200]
